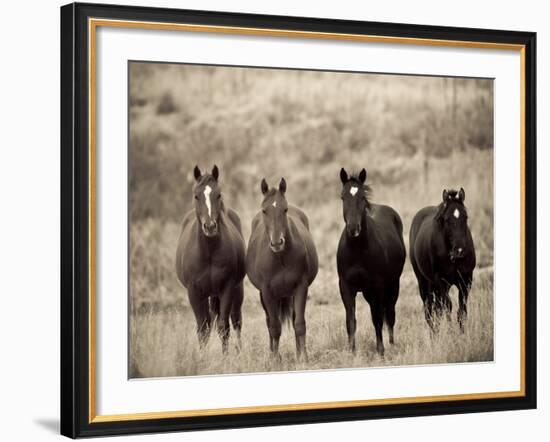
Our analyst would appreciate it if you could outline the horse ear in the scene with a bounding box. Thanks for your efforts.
[261,178,269,195]
[211,165,219,181]
[358,168,367,184]
[279,178,287,194]
[442,189,448,201]
[340,168,348,185]
[193,165,202,181]
[459,187,465,202]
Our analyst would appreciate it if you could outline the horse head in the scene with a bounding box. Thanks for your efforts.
[260,177,289,253]
[339,167,371,238]
[193,165,223,238]
[435,187,469,262]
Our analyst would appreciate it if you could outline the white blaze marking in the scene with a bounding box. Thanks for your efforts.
[272,201,277,207]
[204,185,212,218]
[350,186,359,196]
[453,208,460,219]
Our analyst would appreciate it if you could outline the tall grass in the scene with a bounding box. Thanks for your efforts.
[128,63,494,378]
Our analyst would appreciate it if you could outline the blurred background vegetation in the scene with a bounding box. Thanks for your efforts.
[129,62,494,377]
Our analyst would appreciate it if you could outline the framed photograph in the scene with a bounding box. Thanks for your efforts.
[60,2,537,438]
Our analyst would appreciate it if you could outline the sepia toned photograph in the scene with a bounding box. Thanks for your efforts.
[128,61,494,379]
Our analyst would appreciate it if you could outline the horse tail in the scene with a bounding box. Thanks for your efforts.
[279,296,294,327]
[209,296,220,321]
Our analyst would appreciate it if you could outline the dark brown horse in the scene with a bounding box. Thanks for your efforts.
[175,165,246,353]
[246,178,318,361]
[409,188,476,332]
[337,168,406,356]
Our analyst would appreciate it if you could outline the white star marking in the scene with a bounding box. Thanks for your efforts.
[272,201,277,207]
[350,186,359,196]
[453,208,460,219]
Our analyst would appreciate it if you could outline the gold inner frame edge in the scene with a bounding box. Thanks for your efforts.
[87,18,527,424]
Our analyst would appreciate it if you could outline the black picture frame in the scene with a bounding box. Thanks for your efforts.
[60,2,537,438]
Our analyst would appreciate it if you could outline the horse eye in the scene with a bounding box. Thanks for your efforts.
[262,209,266,214]
[284,208,288,213]
[217,194,221,199]
[194,195,198,200]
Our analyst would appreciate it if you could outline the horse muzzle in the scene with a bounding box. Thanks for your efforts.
[269,237,285,253]
[202,221,218,237]
[449,247,465,262]
[347,225,361,238]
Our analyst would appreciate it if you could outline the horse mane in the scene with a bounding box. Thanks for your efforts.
[347,174,373,210]
[262,187,279,201]
[195,174,218,188]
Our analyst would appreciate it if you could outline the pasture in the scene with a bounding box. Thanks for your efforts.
[129,63,494,378]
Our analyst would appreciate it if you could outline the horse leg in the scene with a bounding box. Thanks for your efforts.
[293,283,308,362]
[368,290,385,356]
[230,282,244,351]
[259,290,270,329]
[384,280,399,345]
[188,288,211,348]
[443,291,453,323]
[339,279,357,353]
[433,277,451,327]
[416,275,435,334]
[413,267,435,333]
[457,273,472,332]
[262,289,282,359]
[217,287,234,355]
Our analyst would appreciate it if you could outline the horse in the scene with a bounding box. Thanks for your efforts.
[409,188,476,332]
[337,168,406,356]
[246,178,318,361]
[175,165,246,353]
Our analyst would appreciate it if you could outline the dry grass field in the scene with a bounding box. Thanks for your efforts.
[129,63,494,378]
